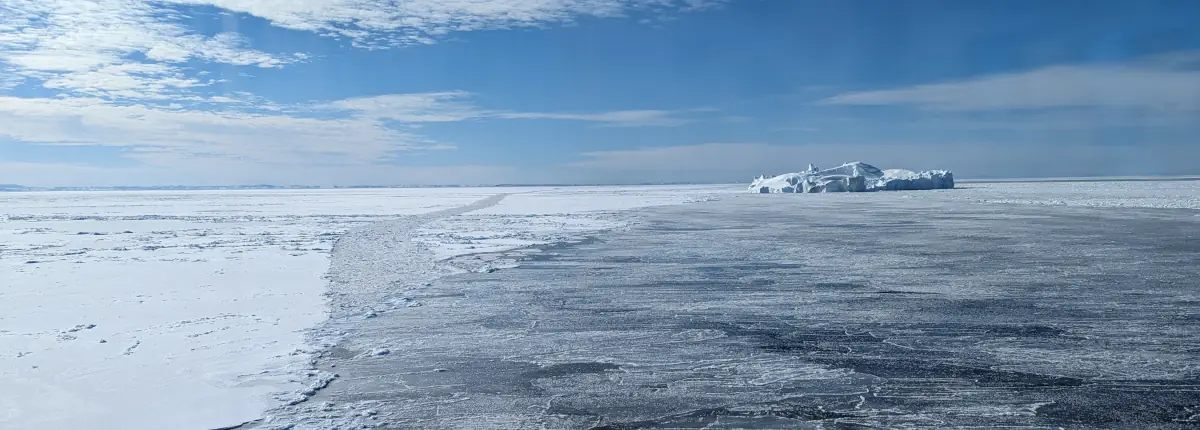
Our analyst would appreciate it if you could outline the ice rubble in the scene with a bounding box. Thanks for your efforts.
[750,162,954,193]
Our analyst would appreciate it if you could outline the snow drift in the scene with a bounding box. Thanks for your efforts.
[750,162,954,193]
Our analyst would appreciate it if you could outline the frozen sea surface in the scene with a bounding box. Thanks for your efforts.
[950,180,1200,210]
[258,181,1200,429]
[4,182,1200,429]
[0,188,520,430]
[0,186,731,430]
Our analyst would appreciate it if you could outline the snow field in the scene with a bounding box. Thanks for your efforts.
[0,188,511,430]
[0,186,732,430]
[2,181,1196,429]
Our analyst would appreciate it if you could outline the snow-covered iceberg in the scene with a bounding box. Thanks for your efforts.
[750,162,954,193]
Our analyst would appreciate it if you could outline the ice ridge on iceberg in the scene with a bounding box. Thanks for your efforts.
[750,161,954,193]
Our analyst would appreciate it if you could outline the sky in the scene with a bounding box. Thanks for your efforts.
[1,0,1199,186]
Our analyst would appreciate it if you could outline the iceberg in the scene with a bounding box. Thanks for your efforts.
[750,162,954,193]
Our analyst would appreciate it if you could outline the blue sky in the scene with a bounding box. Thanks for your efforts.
[1,0,1199,186]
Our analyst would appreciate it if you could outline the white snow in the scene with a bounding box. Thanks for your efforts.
[944,180,1200,210]
[0,188,513,430]
[0,186,731,430]
[750,161,954,193]
[4,181,1196,430]
[414,185,733,263]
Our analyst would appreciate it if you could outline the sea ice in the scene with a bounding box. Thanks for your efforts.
[0,188,506,430]
[414,185,737,263]
[750,162,954,193]
[250,185,735,429]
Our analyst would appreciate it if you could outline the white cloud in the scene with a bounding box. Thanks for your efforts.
[0,0,302,99]
[0,70,21,90]
[0,0,725,185]
[2,0,726,100]
[0,96,434,165]
[820,62,1200,111]
[40,63,206,99]
[901,109,1200,131]
[325,91,486,123]
[0,90,696,175]
[0,160,517,187]
[496,109,691,126]
[680,0,727,11]
[162,0,726,48]
[327,92,698,126]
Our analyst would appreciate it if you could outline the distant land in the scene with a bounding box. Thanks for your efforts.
[1,176,1198,192]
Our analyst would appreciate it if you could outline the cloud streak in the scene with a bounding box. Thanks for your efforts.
[162,0,726,48]
[327,92,699,126]
[3,1,721,101]
[495,110,692,127]
[0,90,700,174]
[325,92,487,123]
[0,0,302,100]
[820,63,1200,112]
[0,0,726,185]
[0,96,432,166]
[0,159,518,187]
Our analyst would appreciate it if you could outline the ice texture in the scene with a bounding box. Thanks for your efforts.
[750,161,954,193]
[0,186,733,430]
[7,182,1198,430]
[257,186,1200,429]
[0,188,525,430]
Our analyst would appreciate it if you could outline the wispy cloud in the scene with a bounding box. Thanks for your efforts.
[494,109,692,127]
[327,92,700,126]
[325,91,486,123]
[0,0,716,182]
[0,159,518,187]
[819,60,1200,112]
[0,90,701,172]
[0,1,302,100]
[3,1,722,101]
[162,0,726,48]
[0,96,431,165]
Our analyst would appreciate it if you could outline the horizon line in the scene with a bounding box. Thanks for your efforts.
[4,174,1200,192]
